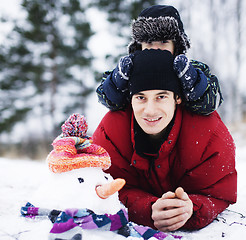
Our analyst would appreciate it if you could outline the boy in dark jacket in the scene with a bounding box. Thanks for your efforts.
[96,5,223,115]
[93,49,236,231]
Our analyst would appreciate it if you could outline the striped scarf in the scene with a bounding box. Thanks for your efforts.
[21,202,182,239]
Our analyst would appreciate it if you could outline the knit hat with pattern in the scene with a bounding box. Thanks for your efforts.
[47,114,111,173]
[128,5,190,55]
[129,49,181,96]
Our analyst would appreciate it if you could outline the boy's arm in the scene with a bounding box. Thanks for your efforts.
[96,71,128,111]
[96,55,134,111]
[174,56,223,115]
[188,60,223,114]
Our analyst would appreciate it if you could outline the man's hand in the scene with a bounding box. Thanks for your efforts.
[151,187,193,232]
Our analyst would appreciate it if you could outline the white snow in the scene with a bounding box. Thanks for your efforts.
[0,129,246,239]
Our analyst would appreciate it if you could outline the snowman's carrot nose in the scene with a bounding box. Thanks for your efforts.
[96,178,126,199]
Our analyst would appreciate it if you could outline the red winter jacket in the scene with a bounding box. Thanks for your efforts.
[93,106,237,230]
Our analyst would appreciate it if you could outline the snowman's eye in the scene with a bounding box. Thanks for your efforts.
[104,176,108,180]
[78,177,84,183]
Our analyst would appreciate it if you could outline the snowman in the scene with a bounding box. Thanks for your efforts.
[21,114,183,240]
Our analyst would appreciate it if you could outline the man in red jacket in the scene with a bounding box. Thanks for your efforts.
[93,49,237,232]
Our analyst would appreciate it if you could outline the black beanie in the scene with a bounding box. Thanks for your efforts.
[128,5,190,55]
[129,49,181,96]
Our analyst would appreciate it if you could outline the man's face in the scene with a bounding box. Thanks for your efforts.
[131,90,181,138]
[141,40,175,54]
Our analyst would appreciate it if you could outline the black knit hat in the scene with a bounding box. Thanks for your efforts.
[128,5,190,55]
[129,49,181,96]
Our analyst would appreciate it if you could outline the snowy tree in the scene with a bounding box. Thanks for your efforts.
[0,0,94,140]
[89,0,158,59]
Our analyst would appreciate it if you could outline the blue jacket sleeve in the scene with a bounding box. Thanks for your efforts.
[96,71,129,111]
[184,60,223,115]
[96,59,223,115]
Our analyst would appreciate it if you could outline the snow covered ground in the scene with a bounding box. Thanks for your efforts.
[0,128,246,239]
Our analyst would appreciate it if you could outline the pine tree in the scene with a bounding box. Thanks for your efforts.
[0,0,94,139]
[89,0,158,59]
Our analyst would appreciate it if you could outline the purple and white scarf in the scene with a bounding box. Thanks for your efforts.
[21,202,182,239]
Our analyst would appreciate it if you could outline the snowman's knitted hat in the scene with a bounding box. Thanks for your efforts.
[128,5,190,55]
[47,114,111,173]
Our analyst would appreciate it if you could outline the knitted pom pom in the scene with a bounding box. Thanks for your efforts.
[61,113,88,138]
